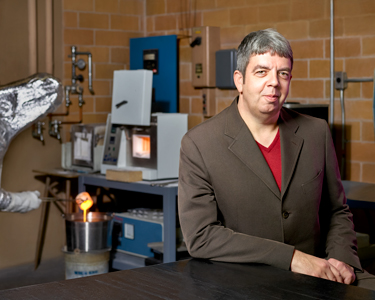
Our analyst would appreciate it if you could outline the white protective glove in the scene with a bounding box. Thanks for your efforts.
[3,190,42,213]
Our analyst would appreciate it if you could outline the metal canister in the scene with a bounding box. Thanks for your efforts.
[65,212,112,252]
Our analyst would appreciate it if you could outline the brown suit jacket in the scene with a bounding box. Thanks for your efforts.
[178,98,361,271]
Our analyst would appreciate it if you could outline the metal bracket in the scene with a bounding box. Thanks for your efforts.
[335,71,348,90]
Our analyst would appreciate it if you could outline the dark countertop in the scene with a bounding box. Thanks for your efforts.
[342,180,375,209]
[0,259,374,299]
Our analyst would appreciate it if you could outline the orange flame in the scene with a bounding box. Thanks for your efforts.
[141,136,150,152]
[75,192,93,222]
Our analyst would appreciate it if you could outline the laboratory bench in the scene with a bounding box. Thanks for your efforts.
[78,174,179,267]
[343,180,375,209]
[342,180,375,264]
[34,171,375,271]
[0,259,374,299]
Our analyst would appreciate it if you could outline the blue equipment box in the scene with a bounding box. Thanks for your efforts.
[130,35,178,113]
[113,211,163,258]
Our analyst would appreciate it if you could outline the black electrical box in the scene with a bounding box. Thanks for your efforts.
[215,49,237,89]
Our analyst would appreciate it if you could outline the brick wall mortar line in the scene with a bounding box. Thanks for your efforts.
[307,60,310,79]
[350,140,374,145]
[292,78,327,81]
[289,38,328,42]
[341,33,375,38]
[77,12,112,16]
[345,55,375,59]
[95,29,143,32]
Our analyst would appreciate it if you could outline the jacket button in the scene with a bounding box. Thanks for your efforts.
[282,211,289,219]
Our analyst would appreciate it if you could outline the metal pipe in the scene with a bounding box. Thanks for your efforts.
[40,197,75,202]
[32,122,45,144]
[71,46,77,87]
[47,86,71,118]
[74,50,95,94]
[339,89,346,179]
[88,53,94,94]
[28,0,37,74]
[330,0,335,131]
[49,120,61,141]
[65,85,72,106]
[345,78,374,83]
[60,105,83,124]
[45,0,53,74]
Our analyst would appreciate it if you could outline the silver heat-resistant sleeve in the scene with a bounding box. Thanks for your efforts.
[0,188,11,210]
[0,73,63,211]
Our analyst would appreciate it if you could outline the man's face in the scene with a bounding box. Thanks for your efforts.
[234,52,292,122]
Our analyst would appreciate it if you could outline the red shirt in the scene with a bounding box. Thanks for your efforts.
[256,130,282,191]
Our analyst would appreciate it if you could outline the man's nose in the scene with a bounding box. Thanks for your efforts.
[268,71,280,87]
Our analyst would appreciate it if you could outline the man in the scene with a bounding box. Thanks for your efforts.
[178,29,374,289]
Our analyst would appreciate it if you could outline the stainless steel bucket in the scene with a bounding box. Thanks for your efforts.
[65,212,112,252]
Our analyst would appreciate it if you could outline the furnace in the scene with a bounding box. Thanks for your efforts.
[101,70,188,180]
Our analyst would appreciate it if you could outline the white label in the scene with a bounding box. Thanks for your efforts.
[124,223,134,239]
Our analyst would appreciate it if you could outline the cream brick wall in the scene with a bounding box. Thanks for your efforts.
[62,0,144,130]
[61,0,375,183]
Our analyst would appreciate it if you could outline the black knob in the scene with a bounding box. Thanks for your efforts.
[76,74,84,82]
[190,37,202,48]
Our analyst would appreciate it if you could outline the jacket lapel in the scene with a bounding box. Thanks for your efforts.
[225,99,281,199]
[279,108,304,199]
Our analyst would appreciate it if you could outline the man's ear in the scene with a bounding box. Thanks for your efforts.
[233,70,243,94]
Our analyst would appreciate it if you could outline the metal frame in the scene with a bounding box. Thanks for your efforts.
[334,71,375,178]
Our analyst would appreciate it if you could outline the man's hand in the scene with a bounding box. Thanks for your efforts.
[291,250,345,283]
[328,258,356,285]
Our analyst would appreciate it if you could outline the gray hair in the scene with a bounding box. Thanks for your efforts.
[237,29,293,79]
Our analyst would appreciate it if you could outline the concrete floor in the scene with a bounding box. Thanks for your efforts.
[0,255,65,291]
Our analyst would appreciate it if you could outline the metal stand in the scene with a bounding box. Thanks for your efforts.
[334,71,375,179]
[33,169,80,270]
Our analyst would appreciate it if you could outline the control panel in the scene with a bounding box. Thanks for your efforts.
[102,124,122,166]
[143,49,159,74]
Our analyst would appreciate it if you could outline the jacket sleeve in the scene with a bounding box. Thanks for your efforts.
[321,124,362,271]
[178,134,295,270]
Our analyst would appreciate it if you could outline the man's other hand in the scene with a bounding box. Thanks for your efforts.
[291,250,344,283]
[328,258,356,284]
